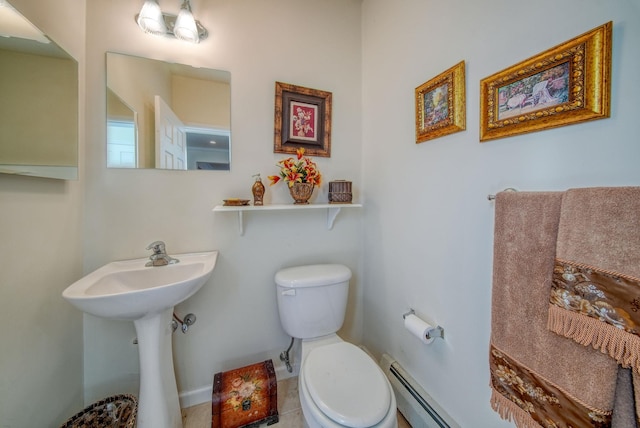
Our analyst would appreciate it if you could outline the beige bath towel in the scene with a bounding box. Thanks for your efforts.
[490,191,619,427]
[548,187,640,424]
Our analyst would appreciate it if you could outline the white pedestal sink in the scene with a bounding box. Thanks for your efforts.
[63,251,219,428]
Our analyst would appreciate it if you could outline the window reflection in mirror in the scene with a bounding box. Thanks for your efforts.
[0,0,79,180]
[106,52,231,170]
[107,88,137,168]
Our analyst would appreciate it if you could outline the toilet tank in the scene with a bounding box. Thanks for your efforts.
[275,264,352,339]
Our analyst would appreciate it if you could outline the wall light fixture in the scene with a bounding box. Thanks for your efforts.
[135,0,208,43]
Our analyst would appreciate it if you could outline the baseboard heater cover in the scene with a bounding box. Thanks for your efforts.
[380,354,459,428]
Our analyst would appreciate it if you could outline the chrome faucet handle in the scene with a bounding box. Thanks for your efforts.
[146,241,166,254]
[145,241,179,267]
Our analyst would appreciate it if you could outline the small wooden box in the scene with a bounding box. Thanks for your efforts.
[328,180,352,204]
[212,360,279,428]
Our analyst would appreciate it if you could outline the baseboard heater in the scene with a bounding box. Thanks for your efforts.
[380,354,459,428]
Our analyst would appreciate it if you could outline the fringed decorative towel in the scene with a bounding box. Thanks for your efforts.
[490,191,619,427]
[547,187,640,425]
[548,187,640,369]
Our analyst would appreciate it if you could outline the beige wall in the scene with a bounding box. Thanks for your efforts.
[106,88,135,121]
[172,75,230,129]
[0,0,85,426]
[84,0,363,406]
[0,49,77,166]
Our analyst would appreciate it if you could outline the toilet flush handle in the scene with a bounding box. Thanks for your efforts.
[281,289,296,296]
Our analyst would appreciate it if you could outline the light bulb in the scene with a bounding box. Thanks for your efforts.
[174,0,199,43]
[137,0,166,36]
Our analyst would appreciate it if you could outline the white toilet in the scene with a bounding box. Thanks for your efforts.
[275,264,397,428]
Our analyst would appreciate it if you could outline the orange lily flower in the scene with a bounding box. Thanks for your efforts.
[270,147,321,189]
[268,175,281,185]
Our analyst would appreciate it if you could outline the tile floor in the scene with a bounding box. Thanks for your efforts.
[182,376,411,428]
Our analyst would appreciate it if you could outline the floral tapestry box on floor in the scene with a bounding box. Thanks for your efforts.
[211,359,279,428]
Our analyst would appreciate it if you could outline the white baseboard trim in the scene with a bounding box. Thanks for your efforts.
[179,354,298,409]
[179,385,213,409]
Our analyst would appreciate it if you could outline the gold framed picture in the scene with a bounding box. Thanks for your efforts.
[480,21,612,142]
[415,61,466,143]
[274,82,332,157]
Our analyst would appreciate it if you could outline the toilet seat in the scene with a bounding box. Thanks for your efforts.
[303,342,391,427]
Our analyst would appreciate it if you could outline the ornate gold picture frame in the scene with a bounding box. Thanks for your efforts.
[415,61,466,143]
[480,22,612,142]
[274,82,332,157]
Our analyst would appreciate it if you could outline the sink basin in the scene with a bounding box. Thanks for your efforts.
[63,250,219,428]
[63,251,218,320]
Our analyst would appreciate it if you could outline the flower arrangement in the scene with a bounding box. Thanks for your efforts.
[268,147,322,188]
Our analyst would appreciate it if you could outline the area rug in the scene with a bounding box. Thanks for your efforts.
[212,359,278,428]
[59,394,137,428]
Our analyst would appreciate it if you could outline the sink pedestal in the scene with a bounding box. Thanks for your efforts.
[134,308,183,428]
[62,251,219,428]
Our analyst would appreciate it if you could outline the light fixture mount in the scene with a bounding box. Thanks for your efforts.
[135,12,208,41]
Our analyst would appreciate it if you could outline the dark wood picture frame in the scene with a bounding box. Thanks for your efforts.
[274,82,332,157]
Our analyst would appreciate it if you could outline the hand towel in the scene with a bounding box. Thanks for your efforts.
[490,190,619,427]
[548,187,640,367]
[547,187,640,424]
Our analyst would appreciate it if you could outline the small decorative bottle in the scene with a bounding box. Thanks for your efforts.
[252,174,265,206]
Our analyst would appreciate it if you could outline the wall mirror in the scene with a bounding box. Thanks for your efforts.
[106,52,231,171]
[0,0,79,180]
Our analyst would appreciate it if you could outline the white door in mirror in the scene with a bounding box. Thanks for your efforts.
[155,95,187,170]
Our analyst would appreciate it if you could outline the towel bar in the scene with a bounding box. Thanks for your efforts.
[487,187,517,201]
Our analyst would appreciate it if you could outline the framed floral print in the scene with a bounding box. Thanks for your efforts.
[479,22,612,142]
[415,61,466,143]
[274,82,332,157]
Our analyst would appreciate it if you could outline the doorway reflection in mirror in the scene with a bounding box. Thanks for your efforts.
[106,52,231,170]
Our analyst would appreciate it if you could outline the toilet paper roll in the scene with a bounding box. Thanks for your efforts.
[404,313,436,344]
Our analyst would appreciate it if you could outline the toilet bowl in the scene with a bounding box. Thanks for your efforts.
[298,336,397,428]
[275,264,397,428]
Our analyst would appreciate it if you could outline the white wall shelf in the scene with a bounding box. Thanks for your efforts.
[213,203,363,236]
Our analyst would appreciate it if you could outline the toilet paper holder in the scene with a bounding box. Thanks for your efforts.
[402,309,444,340]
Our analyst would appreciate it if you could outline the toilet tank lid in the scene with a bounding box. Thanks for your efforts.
[275,264,352,288]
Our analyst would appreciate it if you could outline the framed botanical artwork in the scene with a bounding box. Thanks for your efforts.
[274,82,332,157]
[415,61,466,143]
[480,21,612,142]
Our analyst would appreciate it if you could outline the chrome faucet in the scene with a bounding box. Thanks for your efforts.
[145,241,180,267]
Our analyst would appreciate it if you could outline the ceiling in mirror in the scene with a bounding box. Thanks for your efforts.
[106,52,231,171]
[0,0,79,180]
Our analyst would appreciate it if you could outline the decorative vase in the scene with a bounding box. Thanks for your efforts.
[289,182,314,204]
